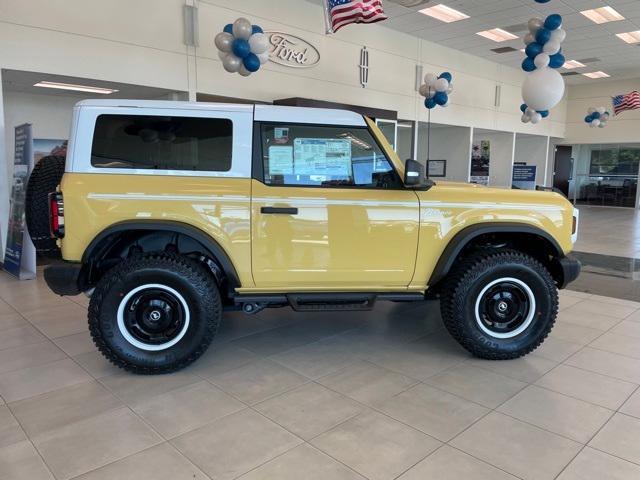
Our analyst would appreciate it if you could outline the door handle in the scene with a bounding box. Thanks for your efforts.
[261,207,298,215]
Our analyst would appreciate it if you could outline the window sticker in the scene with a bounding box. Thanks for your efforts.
[267,146,294,175]
[293,138,352,176]
[274,127,289,144]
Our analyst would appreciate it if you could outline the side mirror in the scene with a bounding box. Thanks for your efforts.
[404,159,424,187]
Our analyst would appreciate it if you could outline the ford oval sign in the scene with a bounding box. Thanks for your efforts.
[266,32,320,68]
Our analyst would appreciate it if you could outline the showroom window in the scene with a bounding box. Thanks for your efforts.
[91,114,233,171]
[260,123,402,188]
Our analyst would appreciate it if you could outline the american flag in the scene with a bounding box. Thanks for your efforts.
[324,0,388,33]
[612,91,640,115]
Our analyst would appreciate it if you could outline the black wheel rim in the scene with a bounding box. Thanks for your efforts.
[477,280,531,336]
[123,288,186,346]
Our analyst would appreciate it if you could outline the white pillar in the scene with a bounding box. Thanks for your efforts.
[0,69,7,260]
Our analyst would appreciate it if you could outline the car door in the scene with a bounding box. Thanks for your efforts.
[251,120,420,290]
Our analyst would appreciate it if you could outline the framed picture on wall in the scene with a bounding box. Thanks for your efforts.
[428,159,447,177]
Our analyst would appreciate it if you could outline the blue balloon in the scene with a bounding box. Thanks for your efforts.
[525,42,543,59]
[243,53,261,72]
[535,0,550,2]
[585,115,592,123]
[535,28,552,45]
[438,72,452,82]
[522,57,536,72]
[425,97,437,109]
[434,91,448,106]
[223,23,233,34]
[544,14,563,31]
[592,111,601,119]
[549,53,565,69]
[252,25,263,34]
[520,103,528,113]
[232,39,251,59]
[539,110,550,118]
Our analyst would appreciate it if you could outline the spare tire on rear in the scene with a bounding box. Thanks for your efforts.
[25,155,66,258]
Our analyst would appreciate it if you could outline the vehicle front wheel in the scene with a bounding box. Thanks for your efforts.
[440,250,558,360]
[88,253,221,374]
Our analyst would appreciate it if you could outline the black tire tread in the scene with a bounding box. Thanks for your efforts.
[88,253,220,374]
[440,249,558,360]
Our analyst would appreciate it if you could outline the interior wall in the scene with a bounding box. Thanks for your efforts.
[514,135,549,186]
[473,131,516,188]
[417,124,471,182]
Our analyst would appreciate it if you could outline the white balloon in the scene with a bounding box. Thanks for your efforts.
[597,106,606,115]
[434,78,449,93]
[526,107,536,116]
[550,28,566,43]
[222,53,242,73]
[522,67,565,111]
[424,72,437,86]
[543,40,561,55]
[428,87,437,99]
[447,84,454,94]
[214,32,234,53]
[587,107,596,115]
[592,119,601,127]
[238,65,252,77]
[249,33,269,54]
[521,113,530,123]
[524,33,535,45]
[599,122,606,128]
[601,113,610,122]
[257,51,270,64]
[419,84,429,97]
[528,18,544,33]
[530,112,542,124]
[534,53,550,69]
[232,17,253,40]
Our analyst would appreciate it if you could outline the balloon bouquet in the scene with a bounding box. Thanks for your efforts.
[520,13,566,124]
[215,18,270,76]
[419,72,454,109]
[585,107,611,128]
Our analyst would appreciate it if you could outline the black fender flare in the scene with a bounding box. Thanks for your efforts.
[428,222,564,286]
[82,220,241,293]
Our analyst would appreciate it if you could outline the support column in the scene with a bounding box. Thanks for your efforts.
[0,69,7,260]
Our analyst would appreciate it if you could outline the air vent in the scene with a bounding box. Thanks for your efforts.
[577,57,601,64]
[561,71,580,76]
[502,23,529,33]
[491,46,518,53]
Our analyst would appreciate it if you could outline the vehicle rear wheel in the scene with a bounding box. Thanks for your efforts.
[88,253,221,374]
[440,249,558,360]
[25,155,66,258]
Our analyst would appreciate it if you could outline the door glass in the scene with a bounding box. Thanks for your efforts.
[376,120,397,151]
[396,120,414,162]
[260,124,402,189]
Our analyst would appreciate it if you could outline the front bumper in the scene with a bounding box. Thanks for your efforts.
[44,263,82,296]
[558,255,581,289]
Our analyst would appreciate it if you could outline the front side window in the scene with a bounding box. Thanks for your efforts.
[260,123,402,188]
[91,114,233,172]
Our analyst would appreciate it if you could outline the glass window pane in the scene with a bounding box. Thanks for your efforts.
[260,124,402,188]
[91,115,233,171]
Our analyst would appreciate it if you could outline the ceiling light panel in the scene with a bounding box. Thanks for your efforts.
[563,60,586,69]
[34,81,118,94]
[582,71,610,79]
[580,6,625,24]
[617,31,640,44]
[419,4,469,23]
[476,28,518,43]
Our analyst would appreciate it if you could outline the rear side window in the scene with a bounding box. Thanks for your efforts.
[91,114,233,171]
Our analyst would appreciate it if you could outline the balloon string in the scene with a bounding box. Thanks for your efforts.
[427,107,431,178]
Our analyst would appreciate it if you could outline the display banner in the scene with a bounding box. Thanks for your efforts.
[512,165,537,190]
[3,124,36,280]
[470,140,490,186]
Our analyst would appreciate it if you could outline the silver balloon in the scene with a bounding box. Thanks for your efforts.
[222,54,242,73]
[424,72,437,87]
[418,84,429,97]
[249,33,270,54]
[543,40,561,55]
[524,33,535,45]
[447,84,454,95]
[257,51,270,65]
[218,50,228,61]
[551,28,566,43]
[233,17,253,40]
[239,65,252,77]
[215,32,234,53]
[528,18,544,33]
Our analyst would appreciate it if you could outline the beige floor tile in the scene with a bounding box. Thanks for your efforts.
[591,332,640,359]
[620,388,640,418]
[238,443,365,480]
[133,381,245,438]
[255,383,363,440]
[424,365,526,409]
[187,343,260,378]
[563,299,637,319]
[557,309,621,331]
[271,338,362,379]
[0,440,54,480]
[10,381,122,437]
[535,365,637,410]
[172,409,302,480]
[0,358,92,403]
[561,290,592,300]
[318,360,417,406]
[557,446,640,480]
[550,322,604,345]
[0,406,26,449]
[26,304,88,339]
[209,359,308,405]
[566,347,640,383]
[0,324,48,351]
[0,312,27,332]
[589,413,640,464]
[397,445,518,480]
[497,385,613,443]
[588,294,640,309]
[99,370,201,406]
[312,411,441,480]
[0,299,16,315]
[3,291,69,314]
[375,383,488,442]
[74,443,209,480]
[625,309,640,323]
[73,351,121,379]
[0,341,66,375]
[533,337,583,362]
[558,295,584,311]
[53,332,97,356]
[32,406,162,480]
[451,412,582,480]
[610,319,640,338]
[464,354,557,384]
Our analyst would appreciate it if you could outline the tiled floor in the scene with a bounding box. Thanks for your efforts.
[1,270,640,479]
[574,206,640,258]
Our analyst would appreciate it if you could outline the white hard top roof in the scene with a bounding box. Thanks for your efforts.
[75,100,367,127]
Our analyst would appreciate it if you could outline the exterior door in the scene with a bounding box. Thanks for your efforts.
[553,146,573,198]
[251,122,420,290]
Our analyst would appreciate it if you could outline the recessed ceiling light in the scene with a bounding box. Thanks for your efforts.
[419,4,469,23]
[581,6,625,24]
[617,31,640,44]
[563,60,586,69]
[33,81,119,94]
[582,71,610,79]
[476,28,519,43]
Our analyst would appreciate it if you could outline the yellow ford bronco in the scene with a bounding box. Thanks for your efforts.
[26,100,580,374]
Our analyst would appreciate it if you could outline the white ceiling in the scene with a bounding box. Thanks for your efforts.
[329,0,640,84]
